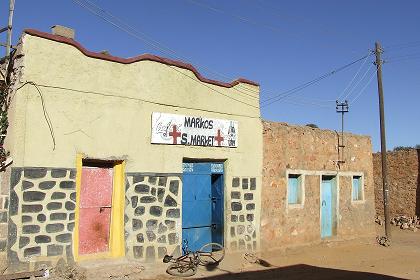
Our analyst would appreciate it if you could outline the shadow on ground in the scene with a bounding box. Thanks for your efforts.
[201,264,404,280]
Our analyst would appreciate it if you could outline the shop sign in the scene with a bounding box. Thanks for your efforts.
[151,112,238,147]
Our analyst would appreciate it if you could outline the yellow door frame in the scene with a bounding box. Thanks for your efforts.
[73,154,125,261]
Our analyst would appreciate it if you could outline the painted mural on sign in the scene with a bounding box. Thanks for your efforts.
[151,112,238,147]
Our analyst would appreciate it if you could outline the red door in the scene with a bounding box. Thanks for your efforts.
[79,166,113,255]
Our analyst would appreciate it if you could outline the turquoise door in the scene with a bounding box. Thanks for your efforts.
[182,163,224,252]
[321,178,333,238]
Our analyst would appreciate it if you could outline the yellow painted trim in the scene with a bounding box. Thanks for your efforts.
[109,161,125,257]
[73,153,83,262]
[73,155,126,261]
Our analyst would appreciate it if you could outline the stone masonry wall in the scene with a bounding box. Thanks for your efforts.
[228,177,258,252]
[0,170,10,269]
[124,174,182,262]
[8,167,76,271]
[261,121,375,251]
[373,149,420,217]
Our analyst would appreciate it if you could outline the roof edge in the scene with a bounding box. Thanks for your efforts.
[23,29,259,89]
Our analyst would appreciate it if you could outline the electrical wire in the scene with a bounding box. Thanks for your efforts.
[342,63,374,101]
[15,82,56,150]
[260,53,372,107]
[16,81,260,119]
[384,40,420,52]
[72,0,261,106]
[185,0,290,35]
[385,52,420,61]
[72,0,375,110]
[72,0,261,100]
[280,98,332,108]
[349,70,377,104]
[336,53,371,101]
[254,0,345,44]
[385,56,420,64]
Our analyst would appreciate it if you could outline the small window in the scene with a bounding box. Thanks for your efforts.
[352,176,363,201]
[288,174,302,205]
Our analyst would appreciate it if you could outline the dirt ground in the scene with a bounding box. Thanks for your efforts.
[9,225,420,280]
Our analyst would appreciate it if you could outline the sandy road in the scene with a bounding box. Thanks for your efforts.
[65,226,420,280]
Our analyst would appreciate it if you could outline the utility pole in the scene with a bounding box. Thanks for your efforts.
[5,0,15,59]
[375,41,391,240]
[336,100,349,166]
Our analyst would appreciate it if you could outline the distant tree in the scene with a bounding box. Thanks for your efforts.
[306,123,319,129]
[393,146,413,151]
[415,144,420,149]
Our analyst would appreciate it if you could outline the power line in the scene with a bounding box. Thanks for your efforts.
[349,70,377,104]
[336,53,371,101]
[185,0,292,36]
[385,56,420,64]
[385,51,420,61]
[260,53,372,107]
[72,0,261,100]
[185,0,336,51]
[342,63,374,101]
[384,40,420,52]
[281,98,332,108]
[254,0,345,43]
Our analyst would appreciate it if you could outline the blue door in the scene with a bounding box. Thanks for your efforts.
[182,162,224,251]
[321,178,333,238]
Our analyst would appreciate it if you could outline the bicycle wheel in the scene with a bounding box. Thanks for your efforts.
[166,262,197,277]
[198,243,225,266]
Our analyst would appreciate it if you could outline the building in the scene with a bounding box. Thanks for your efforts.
[261,121,375,249]
[0,26,375,272]
[0,26,262,271]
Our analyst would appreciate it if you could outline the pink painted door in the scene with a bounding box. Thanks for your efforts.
[79,166,113,255]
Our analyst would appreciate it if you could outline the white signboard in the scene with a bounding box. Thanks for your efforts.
[151,112,238,148]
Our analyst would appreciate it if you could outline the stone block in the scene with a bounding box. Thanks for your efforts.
[24,168,47,179]
[166,209,180,218]
[51,169,68,178]
[51,192,66,199]
[47,244,63,256]
[135,184,149,194]
[164,195,177,207]
[169,180,179,195]
[59,181,75,189]
[23,191,46,202]
[39,181,56,190]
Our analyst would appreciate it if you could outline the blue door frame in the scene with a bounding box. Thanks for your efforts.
[321,177,335,238]
[182,162,224,251]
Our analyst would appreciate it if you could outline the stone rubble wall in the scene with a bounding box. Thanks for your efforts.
[124,174,260,261]
[373,149,420,217]
[6,168,261,266]
[228,177,258,251]
[8,167,76,271]
[0,170,10,265]
[261,121,375,251]
[124,174,182,262]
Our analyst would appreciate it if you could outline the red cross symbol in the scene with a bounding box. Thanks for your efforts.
[169,125,181,144]
[215,129,224,146]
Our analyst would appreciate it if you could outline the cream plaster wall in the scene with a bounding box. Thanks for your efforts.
[5,34,263,258]
[9,34,262,180]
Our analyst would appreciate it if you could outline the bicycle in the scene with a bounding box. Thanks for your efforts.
[163,240,225,277]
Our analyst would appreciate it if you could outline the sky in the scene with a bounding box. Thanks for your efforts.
[1,0,419,151]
